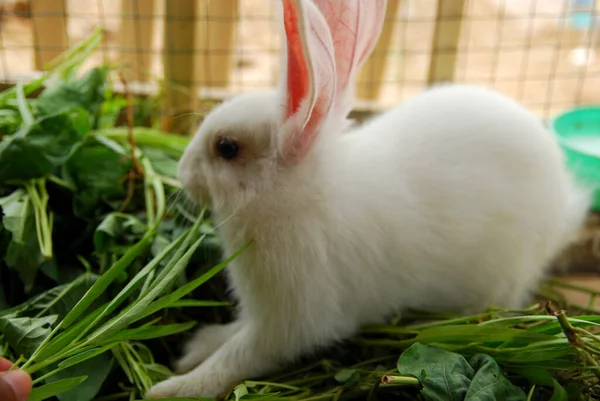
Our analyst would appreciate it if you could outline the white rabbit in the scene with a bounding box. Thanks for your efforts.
[146,0,590,398]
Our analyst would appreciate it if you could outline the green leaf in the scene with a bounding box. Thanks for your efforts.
[234,383,249,401]
[28,376,88,401]
[96,90,127,129]
[512,368,568,401]
[141,146,180,179]
[0,190,44,290]
[334,369,359,388]
[108,321,196,342]
[0,314,57,358]
[93,212,146,253]
[50,353,112,401]
[0,189,31,243]
[397,343,526,401]
[5,225,45,293]
[62,142,132,217]
[0,110,88,182]
[465,355,527,401]
[37,67,108,125]
[0,272,99,321]
[0,108,22,135]
[398,342,473,400]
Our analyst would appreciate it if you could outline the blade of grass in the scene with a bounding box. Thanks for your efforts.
[108,322,196,342]
[15,81,34,127]
[140,152,165,228]
[141,209,205,298]
[70,229,189,345]
[166,300,232,308]
[137,243,249,321]
[21,233,154,370]
[31,343,118,385]
[57,343,119,370]
[27,376,88,401]
[83,223,207,344]
[61,232,154,329]
[25,307,107,373]
[414,324,556,345]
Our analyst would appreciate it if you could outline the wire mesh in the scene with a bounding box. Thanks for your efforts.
[0,0,597,119]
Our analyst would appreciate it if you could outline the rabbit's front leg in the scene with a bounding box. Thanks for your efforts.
[145,322,283,399]
[175,320,244,374]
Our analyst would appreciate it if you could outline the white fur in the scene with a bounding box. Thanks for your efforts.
[146,4,590,401]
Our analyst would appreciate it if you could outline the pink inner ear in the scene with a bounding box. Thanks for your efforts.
[313,0,386,111]
[283,0,310,120]
[279,0,336,164]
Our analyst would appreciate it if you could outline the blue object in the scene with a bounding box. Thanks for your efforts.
[570,12,595,30]
[569,0,596,30]
[550,106,600,210]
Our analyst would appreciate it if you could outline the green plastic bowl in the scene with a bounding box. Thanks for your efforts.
[550,106,600,210]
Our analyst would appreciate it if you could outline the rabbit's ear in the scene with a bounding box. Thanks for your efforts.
[279,0,336,164]
[313,0,387,117]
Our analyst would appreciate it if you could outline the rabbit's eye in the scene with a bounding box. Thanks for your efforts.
[217,137,239,160]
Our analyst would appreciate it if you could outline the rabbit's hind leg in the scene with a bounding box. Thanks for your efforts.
[492,253,548,312]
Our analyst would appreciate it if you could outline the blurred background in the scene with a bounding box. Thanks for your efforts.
[0,0,598,122]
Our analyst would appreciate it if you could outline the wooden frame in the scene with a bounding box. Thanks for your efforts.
[427,0,467,84]
[162,0,238,134]
[30,0,68,70]
[162,0,196,133]
[194,0,238,89]
[119,0,156,82]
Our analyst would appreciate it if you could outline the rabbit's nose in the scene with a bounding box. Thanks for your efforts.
[177,152,196,188]
[177,153,208,204]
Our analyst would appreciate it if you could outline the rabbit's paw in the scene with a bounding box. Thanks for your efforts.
[175,321,242,374]
[148,321,284,399]
[145,372,230,399]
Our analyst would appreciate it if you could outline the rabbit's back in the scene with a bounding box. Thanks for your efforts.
[332,84,588,315]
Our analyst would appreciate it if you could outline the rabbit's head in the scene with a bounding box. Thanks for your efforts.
[178,0,386,214]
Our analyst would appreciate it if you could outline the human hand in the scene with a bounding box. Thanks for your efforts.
[0,357,32,401]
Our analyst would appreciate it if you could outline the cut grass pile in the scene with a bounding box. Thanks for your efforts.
[0,30,599,401]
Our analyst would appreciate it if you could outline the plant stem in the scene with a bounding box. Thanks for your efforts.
[95,127,189,158]
[25,179,53,260]
[547,303,600,381]
[380,375,420,386]
[8,355,25,371]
